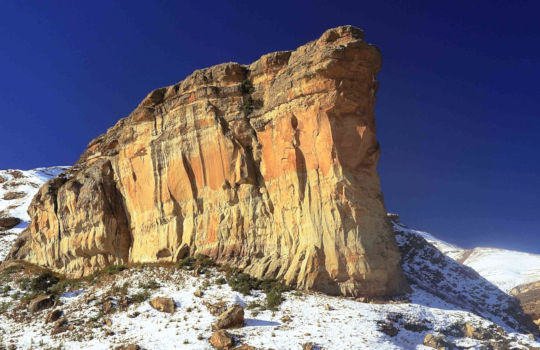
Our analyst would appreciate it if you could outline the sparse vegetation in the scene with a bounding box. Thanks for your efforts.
[240,79,255,116]
[227,270,290,309]
[104,264,126,275]
[0,302,10,314]
[131,290,151,304]
[138,280,160,290]
[178,254,216,273]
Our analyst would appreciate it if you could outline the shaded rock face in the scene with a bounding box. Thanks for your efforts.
[8,26,406,297]
[511,281,540,329]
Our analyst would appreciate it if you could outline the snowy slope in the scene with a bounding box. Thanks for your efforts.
[391,216,540,293]
[0,167,69,260]
[0,264,538,349]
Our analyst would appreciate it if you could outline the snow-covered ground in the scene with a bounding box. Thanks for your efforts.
[0,264,538,350]
[0,167,69,260]
[392,219,540,293]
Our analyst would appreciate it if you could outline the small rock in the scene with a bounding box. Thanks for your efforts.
[3,192,26,200]
[28,295,54,313]
[302,343,320,350]
[45,309,63,323]
[209,330,234,349]
[51,318,72,335]
[324,304,333,311]
[528,333,536,341]
[102,300,114,314]
[423,333,453,349]
[281,315,292,323]
[463,322,492,341]
[377,320,399,337]
[213,303,244,330]
[8,345,16,350]
[194,290,203,298]
[128,311,140,318]
[150,297,176,314]
[105,318,113,327]
[115,345,140,350]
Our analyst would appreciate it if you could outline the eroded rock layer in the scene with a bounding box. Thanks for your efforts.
[8,26,406,297]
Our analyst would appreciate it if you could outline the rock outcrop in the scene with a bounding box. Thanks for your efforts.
[8,26,406,297]
[511,281,540,329]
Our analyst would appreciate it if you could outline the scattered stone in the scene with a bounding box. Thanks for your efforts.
[128,311,140,318]
[213,303,244,330]
[528,333,536,341]
[28,295,54,313]
[281,315,292,323]
[150,297,176,314]
[377,320,399,337]
[404,320,431,332]
[46,309,63,323]
[423,333,453,349]
[51,318,73,335]
[114,345,140,350]
[324,304,333,311]
[194,290,203,298]
[302,343,321,350]
[3,192,26,200]
[463,322,494,341]
[203,301,227,316]
[105,318,113,327]
[209,330,234,349]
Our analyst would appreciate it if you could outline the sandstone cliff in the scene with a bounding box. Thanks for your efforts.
[8,26,407,297]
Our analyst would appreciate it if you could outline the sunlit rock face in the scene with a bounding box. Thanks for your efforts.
[8,26,407,297]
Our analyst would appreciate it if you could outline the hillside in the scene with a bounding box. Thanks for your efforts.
[390,216,540,294]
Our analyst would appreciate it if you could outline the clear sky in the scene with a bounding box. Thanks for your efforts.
[1,1,539,253]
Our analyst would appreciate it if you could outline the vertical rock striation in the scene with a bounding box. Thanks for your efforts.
[8,26,407,297]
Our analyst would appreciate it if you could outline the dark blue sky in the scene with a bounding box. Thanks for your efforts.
[1,1,539,253]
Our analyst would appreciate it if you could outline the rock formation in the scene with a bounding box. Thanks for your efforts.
[8,26,407,297]
[511,281,540,329]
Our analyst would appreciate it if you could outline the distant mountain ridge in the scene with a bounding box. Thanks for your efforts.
[388,214,540,294]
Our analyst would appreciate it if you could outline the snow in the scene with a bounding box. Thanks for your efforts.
[0,266,537,350]
[460,248,540,293]
[393,220,540,293]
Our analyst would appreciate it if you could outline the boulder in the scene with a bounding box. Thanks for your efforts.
[3,192,26,200]
[213,304,244,330]
[28,295,54,313]
[45,309,63,323]
[423,333,453,349]
[209,330,234,349]
[0,216,21,230]
[150,297,175,314]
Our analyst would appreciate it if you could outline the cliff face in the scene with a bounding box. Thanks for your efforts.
[511,282,540,329]
[8,26,407,297]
